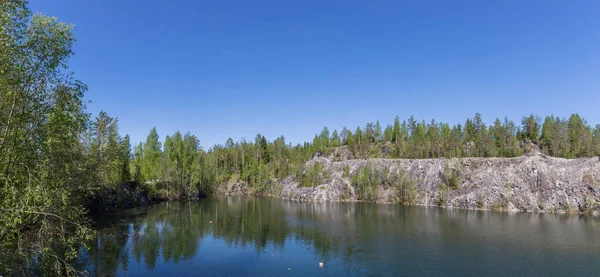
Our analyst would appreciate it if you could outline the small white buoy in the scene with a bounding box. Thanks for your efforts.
[319,262,324,268]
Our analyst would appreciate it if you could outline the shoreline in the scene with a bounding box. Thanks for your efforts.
[213,154,600,215]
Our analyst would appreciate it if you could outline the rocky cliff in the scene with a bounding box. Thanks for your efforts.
[216,152,600,213]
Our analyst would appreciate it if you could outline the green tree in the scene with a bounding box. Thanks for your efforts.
[259,135,270,163]
[183,134,200,180]
[142,127,162,182]
[133,142,144,182]
[365,123,376,143]
[384,125,393,142]
[593,125,600,156]
[521,114,540,143]
[120,134,132,183]
[392,116,401,144]
[330,129,340,147]
[0,3,93,274]
[374,120,383,142]
[540,115,559,156]
[319,127,330,149]
[568,113,587,158]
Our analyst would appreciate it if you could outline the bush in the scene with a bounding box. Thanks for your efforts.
[438,183,447,206]
[477,196,485,208]
[443,167,460,189]
[369,146,380,158]
[298,162,326,188]
[228,173,240,184]
[394,169,416,204]
[583,174,597,187]
[342,164,350,178]
[351,165,378,201]
[583,196,598,213]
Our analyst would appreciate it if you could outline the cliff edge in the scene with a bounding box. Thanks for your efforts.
[217,152,600,213]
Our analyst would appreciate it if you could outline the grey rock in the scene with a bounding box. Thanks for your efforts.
[216,154,600,214]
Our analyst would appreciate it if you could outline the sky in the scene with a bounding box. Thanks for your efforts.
[29,0,600,148]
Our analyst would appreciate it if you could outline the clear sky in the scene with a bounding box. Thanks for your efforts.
[29,0,600,148]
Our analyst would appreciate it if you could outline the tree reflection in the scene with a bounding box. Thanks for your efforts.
[78,197,600,276]
[79,197,353,276]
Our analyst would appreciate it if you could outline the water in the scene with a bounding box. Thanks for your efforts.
[80,196,600,276]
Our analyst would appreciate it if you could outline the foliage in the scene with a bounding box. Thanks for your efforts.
[583,174,596,187]
[0,2,94,274]
[583,196,598,213]
[298,162,325,188]
[342,164,350,178]
[390,168,416,204]
[438,183,448,206]
[350,165,379,201]
[443,167,460,190]
[477,195,485,208]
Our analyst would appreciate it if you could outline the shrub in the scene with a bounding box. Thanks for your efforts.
[438,183,447,206]
[477,196,485,208]
[443,166,460,189]
[228,173,240,184]
[583,174,596,187]
[492,201,502,211]
[537,201,546,211]
[394,169,416,204]
[369,146,379,158]
[298,162,326,188]
[583,196,598,213]
[342,164,350,178]
[351,165,378,201]
[382,168,390,185]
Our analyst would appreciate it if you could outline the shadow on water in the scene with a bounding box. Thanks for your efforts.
[77,196,600,276]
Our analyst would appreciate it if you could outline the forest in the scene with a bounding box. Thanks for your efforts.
[1,1,600,275]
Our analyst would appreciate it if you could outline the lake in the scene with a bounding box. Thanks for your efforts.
[79,196,600,276]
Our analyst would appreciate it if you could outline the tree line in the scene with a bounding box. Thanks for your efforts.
[122,111,600,197]
[311,114,600,159]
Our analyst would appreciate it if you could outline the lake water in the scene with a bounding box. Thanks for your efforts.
[80,196,600,276]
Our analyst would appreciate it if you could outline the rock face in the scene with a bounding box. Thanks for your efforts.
[216,153,600,213]
[214,182,254,196]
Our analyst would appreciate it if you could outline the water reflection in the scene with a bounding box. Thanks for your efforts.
[79,197,600,276]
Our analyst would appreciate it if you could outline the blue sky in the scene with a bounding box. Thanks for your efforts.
[29,0,599,148]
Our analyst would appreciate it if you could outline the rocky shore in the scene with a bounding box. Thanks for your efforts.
[215,152,600,213]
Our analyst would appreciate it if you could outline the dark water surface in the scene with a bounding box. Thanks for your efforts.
[80,196,600,276]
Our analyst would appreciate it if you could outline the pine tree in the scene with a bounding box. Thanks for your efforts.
[568,114,586,157]
[593,125,600,156]
[521,114,540,143]
[260,135,270,163]
[393,116,401,144]
[331,129,341,147]
[384,125,393,142]
[540,115,559,156]
[374,120,383,142]
[340,127,349,145]
[365,123,376,143]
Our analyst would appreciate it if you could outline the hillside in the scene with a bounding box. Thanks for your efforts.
[217,148,600,214]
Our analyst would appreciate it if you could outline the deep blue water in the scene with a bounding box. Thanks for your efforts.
[80,196,600,276]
